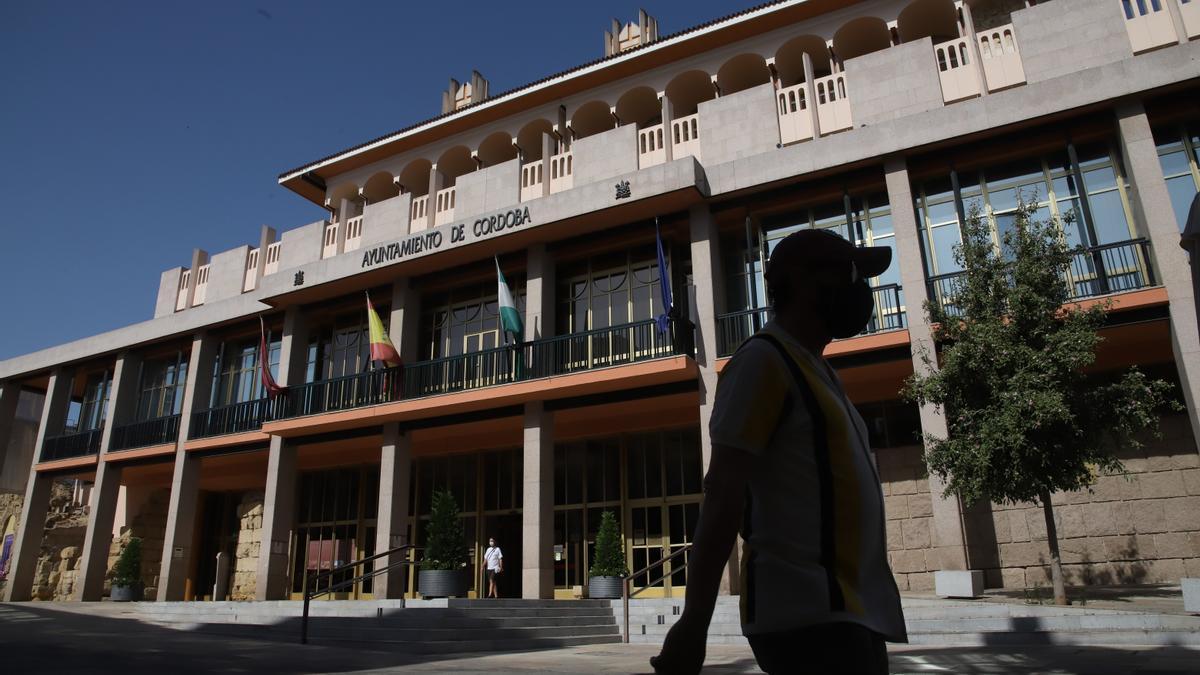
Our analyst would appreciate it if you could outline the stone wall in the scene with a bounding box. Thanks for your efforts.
[877,445,936,592]
[104,488,170,599]
[877,415,1200,591]
[231,491,264,601]
[31,481,88,600]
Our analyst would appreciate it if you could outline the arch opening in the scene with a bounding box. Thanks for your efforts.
[716,53,770,96]
[570,100,615,140]
[665,70,715,117]
[397,158,432,196]
[436,145,475,184]
[897,0,960,44]
[774,35,833,87]
[478,131,518,167]
[615,86,661,128]
[362,171,399,203]
[832,16,893,63]
[516,118,554,160]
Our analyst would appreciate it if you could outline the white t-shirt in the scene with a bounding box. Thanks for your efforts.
[709,321,906,641]
[484,546,503,571]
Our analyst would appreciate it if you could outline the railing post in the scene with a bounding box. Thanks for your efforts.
[1141,240,1157,287]
[301,575,311,644]
[1091,247,1111,296]
[622,576,630,644]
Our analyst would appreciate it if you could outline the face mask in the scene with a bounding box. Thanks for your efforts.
[816,263,875,339]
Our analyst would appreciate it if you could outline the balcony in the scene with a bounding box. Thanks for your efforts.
[520,160,544,201]
[42,427,103,462]
[1183,0,1200,38]
[976,24,1025,92]
[715,284,906,358]
[777,83,814,146]
[814,73,852,134]
[190,398,280,440]
[276,319,692,421]
[549,151,573,194]
[344,215,364,252]
[410,194,429,231]
[638,123,667,169]
[671,113,701,161]
[264,241,281,275]
[926,238,1158,316]
[110,414,180,451]
[243,247,261,292]
[935,36,981,104]
[434,186,456,226]
[1123,0,1179,54]
[321,221,339,259]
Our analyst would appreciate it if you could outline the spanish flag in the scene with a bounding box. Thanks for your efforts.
[366,294,401,367]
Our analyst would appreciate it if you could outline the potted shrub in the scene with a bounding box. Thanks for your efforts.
[418,490,470,598]
[110,536,142,602]
[588,510,627,599]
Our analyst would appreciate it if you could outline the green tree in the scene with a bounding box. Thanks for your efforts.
[112,536,143,588]
[421,490,469,571]
[589,510,627,578]
[904,200,1179,605]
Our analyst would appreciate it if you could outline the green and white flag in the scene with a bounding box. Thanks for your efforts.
[496,257,524,343]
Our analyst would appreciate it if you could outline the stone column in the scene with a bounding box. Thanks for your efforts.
[158,333,217,601]
[1115,103,1200,454]
[1,368,73,601]
[76,351,142,600]
[802,51,821,138]
[884,156,972,575]
[660,92,675,163]
[540,133,554,198]
[0,381,23,485]
[521,402,554,599]
[374,422,412,598]
[960,1,989,97]
[688,203,738,594]
[255,306,308,600]
[525,244,555,341]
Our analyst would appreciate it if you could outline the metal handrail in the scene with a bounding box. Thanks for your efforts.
[621,543,694,644]
[300,544,420,644]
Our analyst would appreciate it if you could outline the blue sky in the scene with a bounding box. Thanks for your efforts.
[0,0,759,361]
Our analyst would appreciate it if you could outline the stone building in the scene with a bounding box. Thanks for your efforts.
[1,0,1199,604]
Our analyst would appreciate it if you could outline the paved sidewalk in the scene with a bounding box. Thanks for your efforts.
[2,602,1198,673]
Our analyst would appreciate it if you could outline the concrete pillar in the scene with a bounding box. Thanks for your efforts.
[0,381,23,485]
[525,244,555,341]
[959,1,989,98]
[336,198,353,254]
[884,155,971,572]
[429,165,446,206]
[256,306,308,600]
[1115,103,1200,454]
[76,351,142,600]
[801,51,821,138]
[521,402,554,599]
[390,278,421,363]
[256,226,276,281]
[1164,0,1189,45]
[183,249,208,310]
[158,333,217,600]
[374,422,412,598]
[660,92,674,164]
[540,133,554,198]
[1,368,73,601]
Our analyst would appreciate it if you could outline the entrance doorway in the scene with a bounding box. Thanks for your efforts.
[195,491,242,601]
[481,513,522,598]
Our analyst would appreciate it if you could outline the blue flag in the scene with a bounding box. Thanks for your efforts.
[655,219,673,334]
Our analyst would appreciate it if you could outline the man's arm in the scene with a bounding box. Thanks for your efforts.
[651,442,752,673]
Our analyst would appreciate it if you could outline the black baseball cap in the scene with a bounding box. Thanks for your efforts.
[767,229,892,282]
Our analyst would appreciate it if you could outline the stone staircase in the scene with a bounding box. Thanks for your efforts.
[89,598,621,654]
[614,595,1200,647]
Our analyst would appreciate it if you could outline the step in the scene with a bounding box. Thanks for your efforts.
[308,623,620,642]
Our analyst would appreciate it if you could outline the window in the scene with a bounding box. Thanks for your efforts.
[211,337,279,407]
[306,307,388,384]
[422,283,524,360]
[1154,123,1200,232]
[556,245,664,335]
[74,371,112,433]
[136,352,189,420]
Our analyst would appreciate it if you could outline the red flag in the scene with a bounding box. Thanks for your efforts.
[260,317,284,398]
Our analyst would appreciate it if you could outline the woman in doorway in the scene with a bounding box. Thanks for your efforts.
[483,537,503,598]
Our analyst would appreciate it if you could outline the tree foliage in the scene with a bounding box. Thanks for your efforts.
[904,201,1179,507]
[589,510,628,578]
[421,489,469,571]
[112,536,143,588]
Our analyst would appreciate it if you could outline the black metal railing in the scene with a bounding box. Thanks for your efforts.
[41,427,103,461]
[110,414,181,451]
[926,238,1158,316]
[300,544,419,644]
[189,397,282,440]
[715,284,907,358]
[278,318,691,421]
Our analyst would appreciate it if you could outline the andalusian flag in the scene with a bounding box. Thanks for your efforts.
[366,294,401,367]
[496,257,524,344]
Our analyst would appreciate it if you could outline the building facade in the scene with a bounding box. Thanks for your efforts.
[1,0,1199,603]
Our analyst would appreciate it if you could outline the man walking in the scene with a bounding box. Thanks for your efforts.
[482,537,503,599]
[652,229,906,674]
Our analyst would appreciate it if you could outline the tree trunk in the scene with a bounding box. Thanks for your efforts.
[1039,490,1068,606]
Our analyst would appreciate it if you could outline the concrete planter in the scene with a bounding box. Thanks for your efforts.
[588,576,623,599]
[110,584,139,602]
[419,569,468,599]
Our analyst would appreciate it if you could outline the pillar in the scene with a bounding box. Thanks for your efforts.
[1164,0,1189,46]
[884,155,971,573]
[182,249,208,310]
[336,197,353,254]
[0,381,23,485]
[256,305,308,600]
[525,244,554,341]
[688,203,738,594]
[1,368,73,601]
[374,422,412,598]
[158,333,217,600]
[1116,103,1200,454]
[76,351,141,601]
[540,133,554,198]
[960,1,989,98]
[256,226,276,280]
[390,278,421,364]
[660,92,675,163]
[521,402,554,599]
[802,51,820,139]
